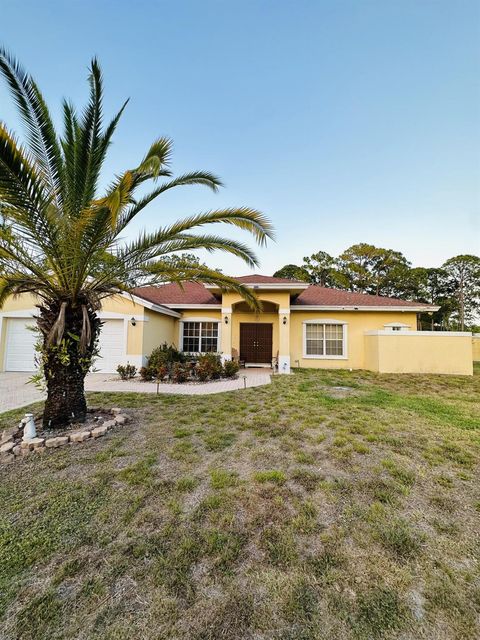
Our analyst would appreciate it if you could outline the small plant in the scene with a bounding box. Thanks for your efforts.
[254,470,286,485]
[116,363,137,380]
[195,353,223,381]
[223,359,240,378]
[139,366,155,381]
[171,362,190,383]
[156,364,169,381]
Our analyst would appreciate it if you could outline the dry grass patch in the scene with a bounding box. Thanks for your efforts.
[0,366,479,638]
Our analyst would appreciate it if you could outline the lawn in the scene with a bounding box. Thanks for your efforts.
[1,367,479,639]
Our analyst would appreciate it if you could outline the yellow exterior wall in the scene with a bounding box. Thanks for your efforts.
[290,311,418,369]
[365,332,473,375]
[473,335,480,362]
[142,309,176,358]
[100,295,146,357]
[222,291,290,309]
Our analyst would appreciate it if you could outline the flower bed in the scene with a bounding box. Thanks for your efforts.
[0,407,130,464]
[118,346,240,384]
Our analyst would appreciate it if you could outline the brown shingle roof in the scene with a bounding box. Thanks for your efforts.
[133,282,219,306]
[134,277,432,309]
[234,274,307,284]
[293,286,430,308]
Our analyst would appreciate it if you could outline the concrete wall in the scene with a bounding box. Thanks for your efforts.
[289,311,418,369]
[364,331,473,375]
[473,335,480,362]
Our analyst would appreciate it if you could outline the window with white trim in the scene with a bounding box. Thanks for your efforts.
[182,321,219,353]
[304,322,346,358]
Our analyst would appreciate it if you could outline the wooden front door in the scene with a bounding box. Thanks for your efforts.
[240,323,273,363]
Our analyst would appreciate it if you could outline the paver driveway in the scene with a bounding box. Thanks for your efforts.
[0,369,272,413]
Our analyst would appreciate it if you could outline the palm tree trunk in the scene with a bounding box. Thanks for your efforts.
[38,300,100,428]
[43,362,88,427]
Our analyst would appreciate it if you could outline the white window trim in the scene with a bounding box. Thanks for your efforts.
[180,319,221,354]
[302,319,348,360]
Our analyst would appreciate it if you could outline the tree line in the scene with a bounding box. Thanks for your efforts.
[273,244,480,331]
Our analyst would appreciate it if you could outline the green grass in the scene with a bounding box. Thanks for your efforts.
[0,367,479,638]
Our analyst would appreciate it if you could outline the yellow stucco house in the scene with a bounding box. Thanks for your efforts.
[0,275,474,375]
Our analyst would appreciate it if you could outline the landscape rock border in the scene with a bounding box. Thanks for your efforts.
[0,409,130,464]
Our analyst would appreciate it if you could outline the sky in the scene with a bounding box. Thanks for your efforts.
[1,0,479,275]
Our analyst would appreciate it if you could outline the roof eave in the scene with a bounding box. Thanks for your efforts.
[290,305,439,312]
[162,303,222,310]
[124,292,182,318]
[204,283,310,291]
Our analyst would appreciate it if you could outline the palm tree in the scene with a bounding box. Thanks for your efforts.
[0,50,274,427]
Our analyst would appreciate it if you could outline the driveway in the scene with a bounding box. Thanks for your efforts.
[0,369,272,413]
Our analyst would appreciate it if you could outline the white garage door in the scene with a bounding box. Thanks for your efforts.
[96,320,125,373]
[4,318,37,371]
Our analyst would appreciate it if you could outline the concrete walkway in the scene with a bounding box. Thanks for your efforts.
[0,369,272,413]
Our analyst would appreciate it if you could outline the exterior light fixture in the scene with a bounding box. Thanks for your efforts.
[224,316,229,325]
[282,316,287,325]
[130,317,136,326]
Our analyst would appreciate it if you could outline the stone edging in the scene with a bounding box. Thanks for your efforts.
[0,408,129,464]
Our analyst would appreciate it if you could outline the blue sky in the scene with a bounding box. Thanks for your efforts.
[1,0,479,275]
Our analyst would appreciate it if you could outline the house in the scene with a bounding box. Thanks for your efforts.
[0,275,474,375]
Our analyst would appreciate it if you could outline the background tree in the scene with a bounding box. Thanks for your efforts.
[302,251,345,287]
[335,243,410,295]
[442,255,480,330]
[273,263,310,281]
[0,51,273,427]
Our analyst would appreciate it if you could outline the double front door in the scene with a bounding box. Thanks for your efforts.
[239,323,273,364]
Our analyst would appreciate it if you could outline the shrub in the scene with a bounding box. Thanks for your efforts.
[195,360,211,382]
[139,366,155,381]
[156,364,169,381]
[171,362,190,383]
[195,353,223,381]
[140,343,185,380]
[149,342,185,369]
[223,360,240,378]
[116,363,137,380]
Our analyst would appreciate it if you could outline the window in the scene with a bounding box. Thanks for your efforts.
[303,322,347,358]
[384,323,410,332]
[182,321,219,353]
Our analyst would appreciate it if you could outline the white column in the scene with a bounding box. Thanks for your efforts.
[220,308,232,362]
[278,309,291,373]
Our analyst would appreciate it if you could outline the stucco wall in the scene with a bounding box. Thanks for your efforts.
[101,295,146,358]
[142,309,176,359]
[364,331,473,375]
[473,335,480,362]
[289,311,418,369]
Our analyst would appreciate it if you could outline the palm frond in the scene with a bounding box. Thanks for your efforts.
[117,232,259,268]
[0,48,64,203]
[153,207,275,246]
[116,171,223,231]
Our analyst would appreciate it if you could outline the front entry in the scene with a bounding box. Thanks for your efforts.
[240,323,273,365]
